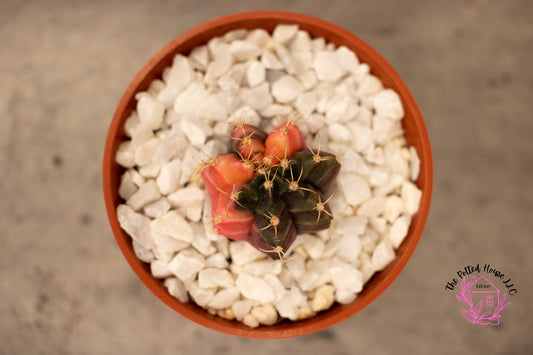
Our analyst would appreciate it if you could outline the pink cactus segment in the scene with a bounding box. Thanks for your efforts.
[230,124,266,164]
[240,139,265,164]
[201,164,229,198]
[200,153,255,198]
[263,121,306,166]
[211,192,254,241]
[215,153,255,185]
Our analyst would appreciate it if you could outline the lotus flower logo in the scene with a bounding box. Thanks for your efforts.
[456,275,511,325]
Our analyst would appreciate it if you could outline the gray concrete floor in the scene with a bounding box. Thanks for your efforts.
[1,0,532,354]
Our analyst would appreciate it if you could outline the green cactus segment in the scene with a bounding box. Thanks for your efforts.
[247,184,298,258]
[282,184,333,234]
[235,149,339,254]
[290,150,341,191]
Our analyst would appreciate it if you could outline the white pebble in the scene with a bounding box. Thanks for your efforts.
[232,300,254,321]
[119,170,139,199]
[243,259,282,277]
[164,277,189,303]
[224,29,248,42]
[210,50,234,77]
[263,273,286,303]
[186,204,203,223]
[371,239,395,271]
[218,64,245,93]
[151,258,173,278]
[208,287,240,310]
[167,185,204,208]
[189,45,209,68]
[152,124,188,164]
[166,54,194,89]
[139,162,160,178]
[401,181,422,215]
[300,234,325,259]
[150,210,194,243]
[168,248,206,282]
[297,69,318,90]
[271,75,305,103]
[260,50,284,70]
[373,89,404,120]
[246,29,271,48]
[335,46,359,73]
[290,284,307,308]
[327,122,351,143]
[179,145,201,185]
[151,230,189,255]
[236,273,275,303]
[229,40,261,62]
[357,196,387,217]
[340,149,369,175]
[347,122,374,153]
[239,82,273,110]
[251,304,278,326]
[312,284,336,312]
[199,268,234,289]
[134,137,159,167]
[284,254,306,280]
[314,51,345,82]
[272,24,299,45]
[289,30,312,52]
[275,293,299,321]
[156,159,182,195]
[384,195,404,223]
[259,104,292,118]
[246,60,266,87]
[337,172,371,206]
[294,91,319,117]
[117,204,156,250]
[357,75,383,97]
[115,141,136,168]
[187,281,215,307]
[126,180,161,211]
[137,95,165,130]
[198,92,229,122]
[243,314,260,328]
[191,223,216,256]
[227,105,261,126]
[123,112,140,138]
[299,259,329,291]
[180,119,207,148]
[173,81,208,117]
[366,146,385,166]
[330,258,363,293]
[334,216,367,236]
[335,234,362,264]
[205,253,229,269]
[389,215,411,249]
[335,289,357,305]
[229,241,264,266]
[132,240,155,263]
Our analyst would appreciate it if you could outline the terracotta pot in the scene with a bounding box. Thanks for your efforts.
[103,10,433,338]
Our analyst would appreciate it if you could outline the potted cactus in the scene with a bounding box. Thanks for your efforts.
[200,118,341,258]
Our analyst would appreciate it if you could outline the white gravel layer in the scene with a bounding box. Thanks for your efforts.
[115,24,422,327]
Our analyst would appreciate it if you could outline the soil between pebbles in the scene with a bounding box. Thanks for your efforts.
[114,25,422,328]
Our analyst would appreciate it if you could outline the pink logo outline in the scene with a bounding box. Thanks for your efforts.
[456,275,511,325]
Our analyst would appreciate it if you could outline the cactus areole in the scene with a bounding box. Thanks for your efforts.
[201,119,341,259]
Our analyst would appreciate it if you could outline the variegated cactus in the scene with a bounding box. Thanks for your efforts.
[201,119,340,258]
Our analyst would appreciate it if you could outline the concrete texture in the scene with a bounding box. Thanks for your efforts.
[1,0,532,354]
